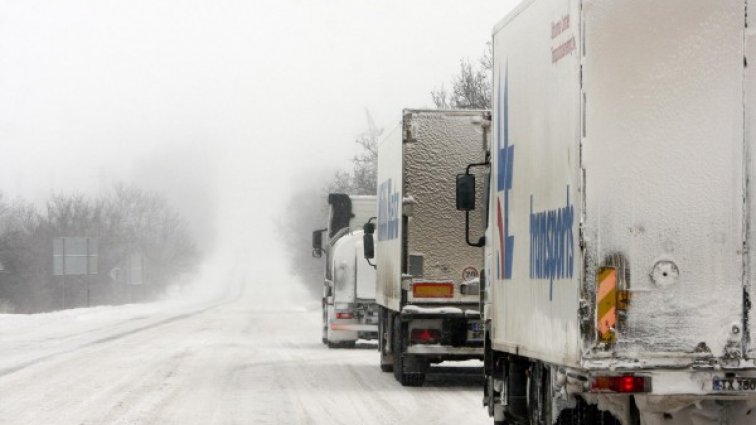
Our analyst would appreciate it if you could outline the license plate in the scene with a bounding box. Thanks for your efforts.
[713,377,756,392]
[467,321,483,341]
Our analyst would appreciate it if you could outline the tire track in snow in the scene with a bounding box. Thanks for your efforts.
[0,276,491,425]
[0,300,227,379]
[80,349,194,425]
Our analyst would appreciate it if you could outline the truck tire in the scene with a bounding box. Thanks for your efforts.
[555,399,622,425]
[379,308,393,372]
[392,316,426,387]
[321,301,328,345]
[380,360,394,372]
[401,371,425,387]
[528,362,552,425]
[328,341,356,349]
[392,316,404,382]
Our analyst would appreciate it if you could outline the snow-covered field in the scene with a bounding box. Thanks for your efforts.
[0,275,488,425]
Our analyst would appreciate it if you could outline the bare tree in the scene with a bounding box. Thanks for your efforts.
[0,197,45,311]
[105,184,198,290]
[275,184,330,297]
[46,194,101,236]
[432,42,492,110]
[329,109,380,195]
[279,110,381,296]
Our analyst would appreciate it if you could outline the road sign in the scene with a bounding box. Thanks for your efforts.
[462,266,479,281]
[53,237,98,276]
[109,254,144,285]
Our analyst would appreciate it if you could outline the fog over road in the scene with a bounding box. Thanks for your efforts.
[0,269,488,425]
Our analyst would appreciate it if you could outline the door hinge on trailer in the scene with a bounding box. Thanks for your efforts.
[403,114,417,144]
[578,223,586,251]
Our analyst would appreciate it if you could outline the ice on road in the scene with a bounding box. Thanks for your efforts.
[0,279,489,425]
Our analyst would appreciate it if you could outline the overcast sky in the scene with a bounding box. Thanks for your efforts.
[0,0,519,278]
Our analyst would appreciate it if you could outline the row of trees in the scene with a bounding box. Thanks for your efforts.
[282,44,492,297]
[0,184,198,313]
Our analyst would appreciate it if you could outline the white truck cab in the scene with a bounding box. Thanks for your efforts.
[323,230,379,348]
[313,194,378,348]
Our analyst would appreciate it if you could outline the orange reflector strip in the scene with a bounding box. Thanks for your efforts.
[597,267,617,343]
[412,282,454,298]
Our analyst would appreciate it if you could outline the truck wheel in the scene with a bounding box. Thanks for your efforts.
[392,316,426,387]
[555,399,621,425]
[321,302,328,345]
[327,341,356,349]
[380,362,394,372]
[400,370,425,387]
[392,316,404,382]
[379,309,393,372]
[528,362,552,425]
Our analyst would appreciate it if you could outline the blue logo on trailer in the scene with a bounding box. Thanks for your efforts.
[496,68,515,280]
[495,64,575,301]
[529,187,575,301]
[378,178,399,241]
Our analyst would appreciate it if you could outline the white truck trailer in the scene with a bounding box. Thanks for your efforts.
[363,110,487,386]
[313,194,377,348]
[455,0,756,423]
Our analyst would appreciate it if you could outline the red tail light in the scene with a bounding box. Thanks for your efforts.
[335,312,354,319]
[410,328,442,344]
[591,375,651,393]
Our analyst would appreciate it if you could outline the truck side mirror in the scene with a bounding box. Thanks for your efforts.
[456,173,476,211]
[363,221,375,235]
[324,280,334,304]
[362,218,377,266]
[363,233,375,260]
[312,229,325,258]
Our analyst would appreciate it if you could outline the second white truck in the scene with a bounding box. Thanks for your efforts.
[364,109,488,386]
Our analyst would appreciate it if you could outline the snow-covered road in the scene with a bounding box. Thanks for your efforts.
[0,276,489,425]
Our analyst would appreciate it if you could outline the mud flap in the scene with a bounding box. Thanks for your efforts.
[505,357,528,422]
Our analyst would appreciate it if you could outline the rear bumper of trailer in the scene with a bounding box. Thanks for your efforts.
[580,369,756,424]
[623,369,756,397]
[399,305,483,358]
[572,367,756,398]
[329,323,379,333]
